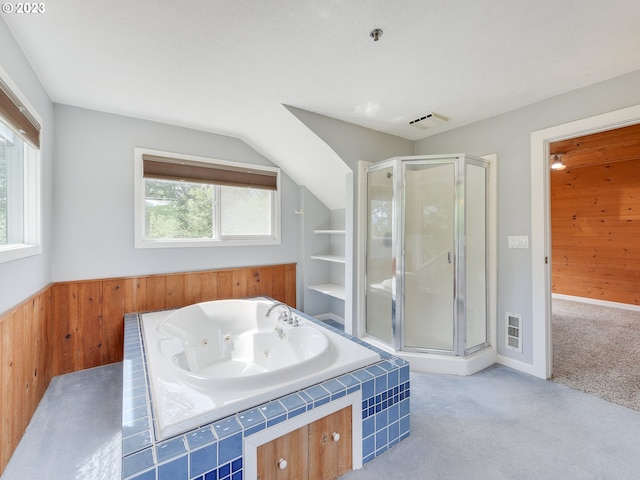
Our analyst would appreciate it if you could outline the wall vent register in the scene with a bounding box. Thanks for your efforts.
[505,312,523,353]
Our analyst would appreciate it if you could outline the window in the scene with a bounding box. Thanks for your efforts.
[134,148,280,247]
[0,71,41,264]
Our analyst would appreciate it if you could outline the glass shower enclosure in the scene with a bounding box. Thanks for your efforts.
[365,154,489,356]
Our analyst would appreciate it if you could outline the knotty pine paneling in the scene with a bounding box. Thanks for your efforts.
[551,159,640,305]
[1,263,295,475]
[0,286,52,474]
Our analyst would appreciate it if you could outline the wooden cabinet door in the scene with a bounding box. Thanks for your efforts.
[257,424,309,480]
[308,407,352,480]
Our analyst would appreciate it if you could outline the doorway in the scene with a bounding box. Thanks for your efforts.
[530,104,640,380]
[548,125,640,409]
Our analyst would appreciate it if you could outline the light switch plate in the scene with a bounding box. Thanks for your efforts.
[508,235,529,249]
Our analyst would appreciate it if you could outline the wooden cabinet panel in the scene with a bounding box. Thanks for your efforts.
[257,407,352,480]
[309,407,352,480]
[258,424,309,480]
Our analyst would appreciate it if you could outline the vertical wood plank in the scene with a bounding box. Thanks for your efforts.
[335,406,352,477]
[284,263,297,308]
[233,269,248,298]
[246,268,261,298]
[276,424,308,480]
[9,308,24,458]
[0,312,14,472]
[184,272,203,305]
[257,436,276,480]
[258,267,273,298]
[77,282,104,370]
[52,283,79,376]
[146,275,167,311]
[102,280,126,364]
[125,276,147,314]
[217,270,233,299]
[165,274,186,309]
[270,264,286,303]
[201,272,219,301]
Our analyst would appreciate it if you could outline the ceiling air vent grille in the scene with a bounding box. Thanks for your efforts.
[505,312,523,353]
[408,112,448,130]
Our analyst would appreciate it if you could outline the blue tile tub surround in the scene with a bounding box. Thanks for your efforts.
[122,307,410,479]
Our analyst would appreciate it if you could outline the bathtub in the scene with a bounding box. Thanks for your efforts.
[140,297,381,440]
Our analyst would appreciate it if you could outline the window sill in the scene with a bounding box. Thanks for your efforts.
[0,243,42,264]
[135,237,281,249]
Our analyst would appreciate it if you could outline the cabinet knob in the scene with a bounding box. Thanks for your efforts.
[278,458,288,470]
[332,432,340,442]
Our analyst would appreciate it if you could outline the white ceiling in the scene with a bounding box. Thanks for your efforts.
[4,1,640,209]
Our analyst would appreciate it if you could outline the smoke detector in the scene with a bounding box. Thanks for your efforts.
[408,112,448,130]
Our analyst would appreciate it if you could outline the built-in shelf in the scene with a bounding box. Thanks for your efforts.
[310,254,345,264]
[308,283,346,300]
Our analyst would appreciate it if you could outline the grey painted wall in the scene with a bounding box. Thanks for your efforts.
[286,107,415,327]
[0,19,54,315]
[415,69,640,364]
[52,105,301,284]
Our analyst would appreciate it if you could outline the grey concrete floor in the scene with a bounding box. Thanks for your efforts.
[3,362,640,479]
[1,362,122,480]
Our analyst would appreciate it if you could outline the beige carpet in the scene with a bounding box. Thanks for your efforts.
[552,297,640,411]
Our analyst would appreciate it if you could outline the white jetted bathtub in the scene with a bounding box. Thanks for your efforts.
[140,297,381,439]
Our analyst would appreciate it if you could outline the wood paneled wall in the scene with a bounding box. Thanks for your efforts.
[0,287,51,474]
[0,263,296,474]
[551,159,640,305]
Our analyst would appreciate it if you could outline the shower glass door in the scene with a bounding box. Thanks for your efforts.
[402,160,456,352]
[464,161,488,352]
[365,165,395,346]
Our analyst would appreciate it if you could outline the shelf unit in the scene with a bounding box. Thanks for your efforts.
[308,229,346,305]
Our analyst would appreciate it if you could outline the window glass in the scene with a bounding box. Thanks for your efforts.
[135,148,280,247]
[220,186,272,237]
[145,179,213,239]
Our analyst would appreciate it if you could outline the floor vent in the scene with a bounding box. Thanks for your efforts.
[505,312,523,353]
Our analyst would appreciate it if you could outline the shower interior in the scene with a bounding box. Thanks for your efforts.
[362,154,495,374]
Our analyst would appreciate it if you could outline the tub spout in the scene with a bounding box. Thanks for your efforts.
[266,302,299,326]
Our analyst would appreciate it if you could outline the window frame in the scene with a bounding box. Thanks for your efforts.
[0,66,42,264]
[134,147,281,248]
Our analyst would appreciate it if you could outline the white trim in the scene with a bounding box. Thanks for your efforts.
[496,354,538,377]
[133,147,281,248]
[530,104,640,380]
[356,160,371,339]
[0,65,42,265]
[552,293,640,313]
[482,153,498,356]
[244,392,363,478]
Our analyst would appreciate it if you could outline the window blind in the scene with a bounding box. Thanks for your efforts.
[142,154,277,190]
[0,78,40,149]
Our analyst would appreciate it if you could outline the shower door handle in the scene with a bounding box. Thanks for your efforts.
[448,252,453,264]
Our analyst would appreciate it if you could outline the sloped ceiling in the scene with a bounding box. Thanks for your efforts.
[4,1,640,209]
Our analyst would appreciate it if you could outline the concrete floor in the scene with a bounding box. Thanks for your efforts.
[1,362,122,480]
[3,362,640,479]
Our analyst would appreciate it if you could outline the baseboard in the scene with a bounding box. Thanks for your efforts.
[553,293,640,313]
[496,354,542,378]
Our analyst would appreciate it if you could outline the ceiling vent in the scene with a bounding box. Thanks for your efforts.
[408,112,448,130]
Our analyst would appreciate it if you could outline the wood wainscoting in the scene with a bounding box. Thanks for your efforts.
[0,263,296,474]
